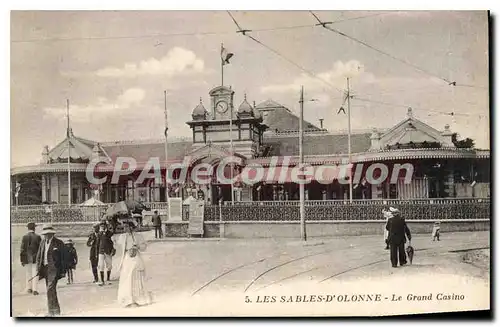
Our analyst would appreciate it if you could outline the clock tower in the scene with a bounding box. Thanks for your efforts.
[187,86,268,159]
[209,85,235,120]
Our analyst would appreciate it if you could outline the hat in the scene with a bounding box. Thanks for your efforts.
[65,239,74,244]
[389,207,400,213]
[40,224,56,235]
[93,221,101,227]
[27,222,36,230]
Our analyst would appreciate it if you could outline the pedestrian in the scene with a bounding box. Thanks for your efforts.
[20,222,42,295]
[86,222,100,283]
[97,221,115,286]
[35,224,66,316]
[64,239,78,285]
[385,207,412,268]
[117,219,152,308]
[152,210,162,239]
[432,221,441,241]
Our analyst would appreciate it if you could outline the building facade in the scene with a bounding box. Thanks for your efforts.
[11,85,490,206]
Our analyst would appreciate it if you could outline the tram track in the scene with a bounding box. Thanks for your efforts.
[193,238,386,295]
[192,237,489,296]
[251,240,489,291]
[192,240,379,296]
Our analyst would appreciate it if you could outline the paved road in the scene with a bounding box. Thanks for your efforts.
[11,231,489,316]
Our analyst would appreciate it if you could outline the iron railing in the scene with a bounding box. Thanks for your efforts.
[10,198,490,224]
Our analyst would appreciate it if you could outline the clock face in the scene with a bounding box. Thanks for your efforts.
[216,101,228,114]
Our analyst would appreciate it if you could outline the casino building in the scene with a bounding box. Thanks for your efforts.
[11,85,490,205]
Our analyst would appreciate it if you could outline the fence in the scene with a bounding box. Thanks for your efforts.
[11,198,490,224]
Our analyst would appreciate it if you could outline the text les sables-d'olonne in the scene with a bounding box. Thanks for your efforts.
[245,293,466,304]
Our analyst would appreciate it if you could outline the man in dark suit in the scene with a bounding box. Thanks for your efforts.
[97,221,114,286]
[36,224,66,316]
[152,210,162,239]
[86,222,100,283]
[385,207,412,268]
[20,222,42,295]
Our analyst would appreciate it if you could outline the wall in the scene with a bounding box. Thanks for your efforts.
[11,223,155,242]
[12,219,488,240]
[12,222,96,241]
[164,220,489,239]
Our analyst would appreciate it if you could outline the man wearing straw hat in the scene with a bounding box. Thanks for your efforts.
[20,222,41,295]
[35,223,66,316]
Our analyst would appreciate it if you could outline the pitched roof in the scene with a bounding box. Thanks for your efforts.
[263,132,372,156]
[48,130,96,162]
[255,99,288,110]
[101,140,192,163]
[255,100,320,132]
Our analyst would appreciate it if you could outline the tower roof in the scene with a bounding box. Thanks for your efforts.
[192,97,207,119]
[237,94,254,115]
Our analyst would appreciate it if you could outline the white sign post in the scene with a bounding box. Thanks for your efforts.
[168,197,183,222]
[187,200,205,236]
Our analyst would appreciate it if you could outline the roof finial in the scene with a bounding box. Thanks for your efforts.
[253,101,256,107]
[244,93,247,101]
[199,97,202,104]
[407,107,413,118]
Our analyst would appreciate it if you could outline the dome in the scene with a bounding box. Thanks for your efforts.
[192,97,207,120]
[237,94,254,116]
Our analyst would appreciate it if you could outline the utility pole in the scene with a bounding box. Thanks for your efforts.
[67,99,71,207]
[346,78,353,204]
[164,91,170,206]
[299,86,307,241]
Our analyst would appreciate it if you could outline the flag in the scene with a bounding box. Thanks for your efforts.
[15,182,21,197]
[221,47,234,65]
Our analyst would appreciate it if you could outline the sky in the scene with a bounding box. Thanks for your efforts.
[10,10,489,167]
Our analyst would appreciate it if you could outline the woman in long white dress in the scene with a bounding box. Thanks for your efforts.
[117,220,152,308]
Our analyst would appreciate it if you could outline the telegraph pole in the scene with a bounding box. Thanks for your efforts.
[346,78,353,204]
[299,86,307,241]
[164,91,170,205]
[67,99,71,207]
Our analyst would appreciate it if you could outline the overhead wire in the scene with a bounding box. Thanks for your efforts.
[227,11,486,120]
[309,11,488,91]
[13,12,487,120]
[226,11,345,96]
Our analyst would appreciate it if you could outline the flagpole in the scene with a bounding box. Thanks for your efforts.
[221,43,224,86]
[347,78,353,204]
[299,86,306,241]
[230,102,234,204]
[164,91,170,206]
[67,99,71,207]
